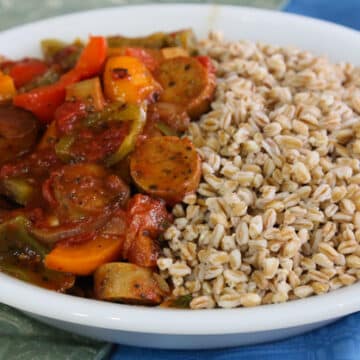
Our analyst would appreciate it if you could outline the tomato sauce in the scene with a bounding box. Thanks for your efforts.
[0,29,214,304]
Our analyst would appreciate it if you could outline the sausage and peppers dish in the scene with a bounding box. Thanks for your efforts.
[0,30,215,305]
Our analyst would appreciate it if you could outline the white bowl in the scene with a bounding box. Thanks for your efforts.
[1,4,360,350]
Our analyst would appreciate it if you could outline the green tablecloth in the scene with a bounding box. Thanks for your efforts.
[0,304,112,360]
[0,0,287,30]
[0,1,285,359]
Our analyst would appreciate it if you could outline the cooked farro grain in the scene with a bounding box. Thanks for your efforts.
[157,32,360,308]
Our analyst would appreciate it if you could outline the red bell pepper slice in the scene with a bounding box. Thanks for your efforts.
[14,85,66,122]
[74,36,107,79]
[13,36,107,123]
[9,59,48,88]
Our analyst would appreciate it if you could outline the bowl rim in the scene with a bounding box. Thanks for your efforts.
[0,2,359,42]
[2,271,360,335]
[0,3,360,336]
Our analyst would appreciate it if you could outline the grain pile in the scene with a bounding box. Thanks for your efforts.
[157,32,360,309]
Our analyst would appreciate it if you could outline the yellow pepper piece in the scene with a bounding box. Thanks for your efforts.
[161,47,189,59]
[103,56,161,104]
[0,71,16,102]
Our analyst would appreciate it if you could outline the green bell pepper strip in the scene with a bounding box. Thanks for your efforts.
[0,216,48,258]
[105,103,147,166]
[54,135,75,163]
[2,178,34,206]
[155,121,179,137]
[54,102,147,166]
[107,29,197,53]
[0,216,75,291]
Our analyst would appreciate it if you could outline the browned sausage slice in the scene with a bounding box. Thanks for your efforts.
[43,163,130,221]
[155,57,215,119]
[0,105,38,165]
[127,232,159,268]
[94,262,170,305]
[130,136,201,204]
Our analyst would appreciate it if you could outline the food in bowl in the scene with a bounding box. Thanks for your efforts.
[0,29,360,309]
[0,30,214,305]
[160,32,360,309]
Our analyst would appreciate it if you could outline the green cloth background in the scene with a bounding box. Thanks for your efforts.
[0,0,287,30]
[0,304,112,360]
[0,1,284,359]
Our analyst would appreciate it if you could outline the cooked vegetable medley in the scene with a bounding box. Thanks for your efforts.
[0,29,215,305]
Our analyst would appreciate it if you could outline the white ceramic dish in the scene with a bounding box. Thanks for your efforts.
[0,4,360,350]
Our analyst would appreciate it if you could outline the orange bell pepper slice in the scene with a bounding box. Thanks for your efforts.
[45,234,124,275]
[0,72,16,102]
[107,47,160,73]
[103,56,161,104]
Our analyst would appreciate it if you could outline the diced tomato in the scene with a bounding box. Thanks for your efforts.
[54,100,87,135]
[0,60,14,72]
[123,194,172,267]
[195,55,216,75]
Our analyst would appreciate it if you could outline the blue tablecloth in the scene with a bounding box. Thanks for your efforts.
[285,0,360,31]
[111,1,360,359]
[112,313,360,360]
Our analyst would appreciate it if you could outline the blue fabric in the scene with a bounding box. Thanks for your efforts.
[111,2,360,359]
[284,0,360,30]
[111,313,360,359]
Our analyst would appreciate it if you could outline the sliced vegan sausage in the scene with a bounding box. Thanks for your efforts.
[94,262,170,305]
[0,105,38,165]
[130,136,201,204]
[43,163,130,221]
[127,232,160,268]
[155,56,216,119]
